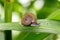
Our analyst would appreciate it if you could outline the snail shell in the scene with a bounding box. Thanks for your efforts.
[21,12,37,26]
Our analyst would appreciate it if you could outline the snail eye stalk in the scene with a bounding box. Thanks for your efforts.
[31,22,40,26]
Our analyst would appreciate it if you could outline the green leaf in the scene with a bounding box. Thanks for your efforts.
[46,9,60,20]
[37,0,58,19]
[43,34,57,40]
[24,32,50,40]
[0,19,60,34]
[14,32,50,40]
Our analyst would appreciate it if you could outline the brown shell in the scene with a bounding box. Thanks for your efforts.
[21,12,37,26]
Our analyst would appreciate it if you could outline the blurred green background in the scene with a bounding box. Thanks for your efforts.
[0,0,60,40]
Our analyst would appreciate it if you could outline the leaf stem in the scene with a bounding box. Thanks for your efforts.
[4,0,14,40]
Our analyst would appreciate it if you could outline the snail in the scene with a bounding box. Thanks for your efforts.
[21,12,39,26]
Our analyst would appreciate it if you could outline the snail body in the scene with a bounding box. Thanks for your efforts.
[21,12,37,26]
